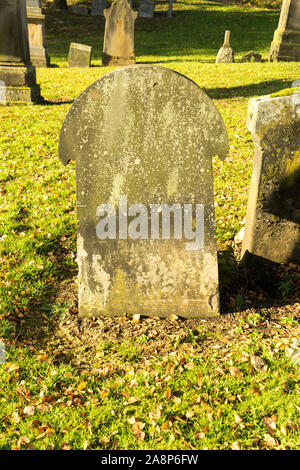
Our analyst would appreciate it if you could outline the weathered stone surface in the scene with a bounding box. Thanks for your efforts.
[102,0,137,66]
[26,0,50,67]
[242,88,300,263]
[269,0,300,62]
[59,65,228,318]
[0,0,42,104]
[68,43,92,68]
[242,51,262,62]
[71,5,89,15]
[292,79,300,87]
[138,0,155,18]
[216,30,234,63]
[91,0,107,16]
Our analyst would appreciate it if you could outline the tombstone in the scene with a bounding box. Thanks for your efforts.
[59,65,229,318]
[242,88,300,264]
[138,0,156,18]
[216,30,234,63]
[0,0,42,104]
[269,0,300,62]
[102,0,137,66]
[71,5,89,16]
[167,0,175,18]
[26,0,50,67]
[242,51,262,62]
[91,0,107,16]
[68,43,92,68]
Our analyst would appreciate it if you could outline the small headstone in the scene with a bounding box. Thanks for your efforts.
[138,0,156,18]
[269,0,300,62]
[72,5,89,15]
[68,43,92,68]
[0,0,42,104]
[292,80,300,87]
[26,0,50,67]
[242,88,300,263]
[102,0,137,66]
[59,65,229,318]
[242,51,262,62]
[216,30,234,63]
[91,0,107,16]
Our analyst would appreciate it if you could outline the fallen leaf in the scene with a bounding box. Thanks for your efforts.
[232,441,240,450]
[77,381,88,392]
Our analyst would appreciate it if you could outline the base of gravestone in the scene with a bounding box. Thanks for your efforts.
[0,64,42,104]
[216,46,234,63]
[26,6,51,68]
[102,52,136,66]
[269,29,300,61]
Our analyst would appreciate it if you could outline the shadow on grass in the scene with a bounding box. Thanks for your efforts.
[204,78,293,99]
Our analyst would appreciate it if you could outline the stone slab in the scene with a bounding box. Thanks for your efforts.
[59,65,229,318]
[269,0,300,61]
[138,0,156,18]
[91,0,107,16]
[68,43,91,68]
[242,89,300,263]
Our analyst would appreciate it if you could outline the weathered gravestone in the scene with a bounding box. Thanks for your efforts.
[242,51,262,62]
[26,0,50,67]
[68,43,92,68]
[138,0,156,18]
[242,88,300,263]
[102,0,137,66]
[269,0,300,62]
[0,0,42,104]
[59,65,229,318]
[91,0,107,16]
[216,30,234,63]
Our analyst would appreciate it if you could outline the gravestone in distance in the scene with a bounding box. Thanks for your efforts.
[242,88,300,263]
[216,30,234,63]
[26,0,50,67]
[269,0,300,62]
[59,65,229,318]
[102,0,137,66]
[138,0,156,18]
[242,51,262,62]
[68,43,92,68]
[167,0,175,18]
[0,0,42,104]
[91,0,107,16]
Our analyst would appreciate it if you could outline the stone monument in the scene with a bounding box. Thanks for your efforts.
[269,0,300,62]
[26,0,50,67]
[216,30,234,63]
[68,43,92,68]
[59,65,229,318]
[242,88,300,263]
[0,0,42,104]
[102,0,137,66]
[138,0,156,18]
[91,0,107,16]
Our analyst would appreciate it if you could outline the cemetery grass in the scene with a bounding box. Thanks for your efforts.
[0,0,299,451]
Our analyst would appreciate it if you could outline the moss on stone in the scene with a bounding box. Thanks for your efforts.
[270,87,300,98]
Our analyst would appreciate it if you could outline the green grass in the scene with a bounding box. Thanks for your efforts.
[0,0,299,450]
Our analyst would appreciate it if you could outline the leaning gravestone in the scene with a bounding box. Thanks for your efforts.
[59,65,228,318]
[102,0,137,66]
[216,30,234,63]
[91,0,107,16]
[269,0,300,62]
[242,88,300,263]
[26,0,50,67]
[138,0,156,18]
[0,0,42,104]
[68,43,92,68]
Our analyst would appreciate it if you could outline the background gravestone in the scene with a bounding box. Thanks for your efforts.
[269,0,300,61]
[68,43,92,68]
[102,0,137,66]
[59,65,228,318]
[26,0,50,67]
[91,0,107,16]
[242,89,300,263]
[138,0,156,18]
[216,30,234,63]
[0,0,41,103]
